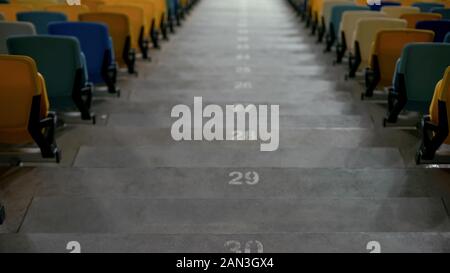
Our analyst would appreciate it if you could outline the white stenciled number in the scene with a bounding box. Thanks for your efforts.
[66,241,81,253]
[366,241,381,253]
[229,171,259,185]
[245,240,264,253]
[225,240,264,253]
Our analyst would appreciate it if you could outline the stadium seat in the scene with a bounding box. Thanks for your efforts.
[416,19,450,42]
[13,0,59,10]
[44,4,90,21]
[319,0,353,43]
[127,0,160,49]
[48,22,120,95]
[80,12,136,74]
[83,0,106,11]
[0,3,32,21]
[416,66,450,163]
[381,6,420,18]
[0,54,60,162]
[364,29,435,98]
[385,43,450,124]
[0,21,35,54]
[400,12,442,28]
[348,17,407,78]
[17,11,67,34]
[369,1,401,11]
[325,4,368,53]
[412,2,445,12]
[445,32,450,42]
[431,7,450,19]
[336,11,387,64]
[98,4,150,60]
[0,13,4,21]
[7,35,95,123]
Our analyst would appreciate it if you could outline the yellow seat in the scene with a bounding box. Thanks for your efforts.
[14,0,59,10]
[400,12,443,28]
[125,0,159,48]
[0,54,59,161]
[82,0,106,11]
[80,12,137,73]
[430,67,450,145]
[44,4,90,21]
[381,6,421,18]
[0,4,33,21]
[364,29,435,97]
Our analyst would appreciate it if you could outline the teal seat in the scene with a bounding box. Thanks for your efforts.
[7,35,94,122]
[412,2,445,12]
[16,11,67,34]
[431,8,450,20]
[385,43,450,123]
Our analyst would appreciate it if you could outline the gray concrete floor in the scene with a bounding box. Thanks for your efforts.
[1,0,450,253]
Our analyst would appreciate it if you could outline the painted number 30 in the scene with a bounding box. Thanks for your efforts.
[229,171,259,185]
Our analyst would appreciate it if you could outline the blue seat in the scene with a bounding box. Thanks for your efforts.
[48,22,119,95]
[445,32,450,43]
[7,35,95,122]
[412,2,445,12]
[17,11,67,34]
[431,8,450,20]
[385,43,450,124]
[369,1,401,11]
[416,20,450,42]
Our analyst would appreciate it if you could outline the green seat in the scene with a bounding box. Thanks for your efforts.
[385,43,450,124]
[7,35,95,122]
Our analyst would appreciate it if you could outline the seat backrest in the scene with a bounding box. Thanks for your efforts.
[14,0,59,10]
[323,1,354,27]
[445,32,450,42]
[48,21,109,84]
[44,4,90,21]
[82,0,106,12]
[354,18,407,67]
[17,11,67,34]
[399,43,450,111]
[416,19,450,42]
[369,1,401,11]
[412,2,445,12]
[431,8,450,19]
[79,12,129,68]
[400,12,442,28]
[7,35,82,105]
[0,21,35,54]
[126,0,156,36]
[0,3,32,21]
[340,11,386,50]
[98,4,143,50]
[372,29,435,85]
[0,54,44,143]
[330,5,369,37]
[430,66,450,143]
[381,6,420,18]
[0,12,4,21]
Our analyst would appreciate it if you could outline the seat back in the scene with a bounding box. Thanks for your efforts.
[48,21,110,84]
[44,4,90,21]
[0,3,32,21]
[17,11,67,34]
[82,0,106,11]
[412,2,445,12]
[416,19,450,42]
[354,18,407,68]
[369,1,401,11]
[399,43,450,112]
[126,0,156,37]
[79,12,129,68]
[7,35,82,109]
[431,8,450,19]
[340,11,386,50]
[0,12,4,21]
[98,4,144,50]
[14,0,58,10]
[429,66,450,144]
[400,12,442,28]
[0,54,46,144]
[323,0,354,27]
[330,5,369,37]
[381,6,420,18]
[372,29,435,86]
[0,21,35,53]
[445,32,450,42]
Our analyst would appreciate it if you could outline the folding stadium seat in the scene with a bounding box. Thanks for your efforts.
[416,20,450,42]
[7,35,95,123]
[381,6,420,17]
[17,11,67,34]
[363,29,434,98]
[0,3,32,21]
[416,66,450,163]
[385,43,450,124]
[83,0,106,11]
[44,4,90,21]
[325,4,368,52]
[347,18,407,78]
[13,0,59,10]
[98,4,150,60]
[319,0,353,43]
[0,13,4,20]
[80,12,136,74]
[400,12,442,28]
[336,11,387,64]
[166,0,180,30]
[0,55,60,162]
[149,0,168,40]
[431,8,450,19]
[369,1,401,11]
[48,22,120,95]
[412,2,445,12]
[0,21,35,53]
[445,32,450,42]
[127,0,160,49]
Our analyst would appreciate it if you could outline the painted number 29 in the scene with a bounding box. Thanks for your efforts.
[229,171,259,185]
